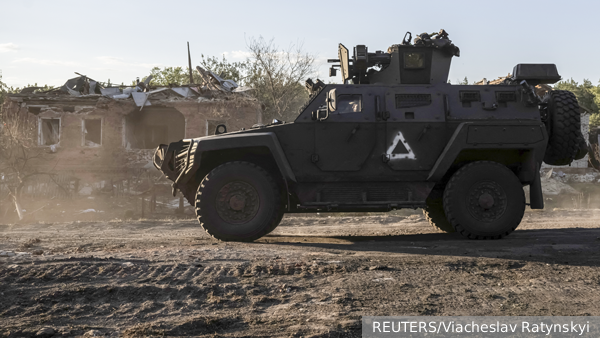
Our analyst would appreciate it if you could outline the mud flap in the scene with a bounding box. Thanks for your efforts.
[529,167,544,209]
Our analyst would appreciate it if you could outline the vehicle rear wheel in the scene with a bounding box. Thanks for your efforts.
[543,90,582,165]
[443,161,525,239]
[196,161,284,241]
[423,189,455,233]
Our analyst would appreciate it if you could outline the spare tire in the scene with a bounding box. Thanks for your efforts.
[543,90,582,166]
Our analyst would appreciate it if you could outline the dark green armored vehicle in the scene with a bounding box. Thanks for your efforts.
[154,29,586,241]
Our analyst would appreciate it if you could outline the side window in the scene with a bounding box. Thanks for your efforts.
[336,94,362,114]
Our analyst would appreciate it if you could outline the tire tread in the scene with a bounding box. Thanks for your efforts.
[544,90,582,165]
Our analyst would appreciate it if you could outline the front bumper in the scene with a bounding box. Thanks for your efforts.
[153,140,196,194]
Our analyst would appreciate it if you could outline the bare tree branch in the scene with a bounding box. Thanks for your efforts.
[246,36,317,122]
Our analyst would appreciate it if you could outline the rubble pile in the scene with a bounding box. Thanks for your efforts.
[539,176,579,196]
[543,169,600,184]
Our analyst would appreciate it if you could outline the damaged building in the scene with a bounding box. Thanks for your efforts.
[0,72,262,204]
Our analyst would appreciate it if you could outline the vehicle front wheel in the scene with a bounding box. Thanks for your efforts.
[443,161,525,239]
[423,189,455,233]
[195,161,284,241]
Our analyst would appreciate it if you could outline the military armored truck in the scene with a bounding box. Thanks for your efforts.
[154,29,586,241]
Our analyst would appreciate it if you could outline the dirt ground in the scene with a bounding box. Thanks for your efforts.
[1,208,600,337]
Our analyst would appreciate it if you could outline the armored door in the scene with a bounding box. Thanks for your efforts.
[384,88,449,171]
[313,88,377,172]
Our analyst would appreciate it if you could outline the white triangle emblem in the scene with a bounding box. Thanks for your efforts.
[387,131,416,160]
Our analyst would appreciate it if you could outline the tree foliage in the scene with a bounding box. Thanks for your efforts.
[142,56,249,87]
[458,76,469,85]
[145,66,193,86]
[0,72,10,107]
[0,96,45,220]
[141,37,317,122]
[0,71,59,221]
[199,55,249,84]
[554,78,600,127]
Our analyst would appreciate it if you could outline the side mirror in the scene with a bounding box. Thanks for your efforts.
[312,89,336,121]
[327,89,336,112]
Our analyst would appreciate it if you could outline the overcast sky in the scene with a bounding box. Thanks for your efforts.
[1,0,598,88]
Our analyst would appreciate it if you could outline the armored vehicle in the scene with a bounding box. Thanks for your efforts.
[154,29,586,241]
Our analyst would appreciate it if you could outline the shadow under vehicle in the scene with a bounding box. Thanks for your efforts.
[154,29,586,241]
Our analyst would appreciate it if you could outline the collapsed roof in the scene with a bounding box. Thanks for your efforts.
[18,66,253,108]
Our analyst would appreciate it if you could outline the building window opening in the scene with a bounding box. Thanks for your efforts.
[207,120,226,136]
[40,118,60,146]
[83,119,102,147]
[124,107,185,149]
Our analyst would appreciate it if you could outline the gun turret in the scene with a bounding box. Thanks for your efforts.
[329,29,459,85]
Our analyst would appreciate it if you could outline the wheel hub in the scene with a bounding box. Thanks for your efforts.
[215,181,259,224]
[478,193,495,209]
[229,194,246,211]
[467,181,507,222]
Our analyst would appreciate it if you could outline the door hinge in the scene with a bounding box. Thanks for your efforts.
[311,154,319,163]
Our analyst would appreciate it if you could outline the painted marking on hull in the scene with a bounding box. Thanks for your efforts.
[387,131,416,160]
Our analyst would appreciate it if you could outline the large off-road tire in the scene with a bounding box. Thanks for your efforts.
[443,161,525,240]
[423,189,455,233]
[543,90,582,165]
[195,161,284,241]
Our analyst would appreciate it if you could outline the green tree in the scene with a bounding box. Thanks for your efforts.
[141,56,249,87]
[554,79,599,114]
[145,66,190,86]
[0,72,9,106]
[456,76,469,85]
[554,78,600,127]
[138,37,317,122]
[199,55,249,84]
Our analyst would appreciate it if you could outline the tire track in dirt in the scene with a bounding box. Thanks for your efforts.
[2,211,600,336]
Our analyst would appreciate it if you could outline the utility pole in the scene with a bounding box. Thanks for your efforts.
[187,42,194,85]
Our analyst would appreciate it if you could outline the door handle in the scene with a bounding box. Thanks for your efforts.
[482,102,498,111]
[346,125,360,142]
[417,125,430,141]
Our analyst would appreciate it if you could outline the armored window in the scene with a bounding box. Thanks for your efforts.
[404,53,425,69]
[82,118,102,147]
[336,94,362,114]
[39,118,60,146]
